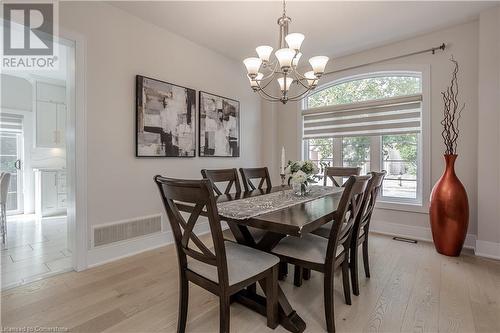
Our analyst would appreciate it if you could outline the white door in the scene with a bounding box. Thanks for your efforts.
[0,132,23,215]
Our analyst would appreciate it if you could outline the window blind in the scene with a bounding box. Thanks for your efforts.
[302,94,422,139]
[0,113,23,133]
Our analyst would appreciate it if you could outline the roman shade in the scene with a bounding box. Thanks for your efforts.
[0,113,23,133]
[302,94,422,139]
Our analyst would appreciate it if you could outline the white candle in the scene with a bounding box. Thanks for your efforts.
[281,146,286,174]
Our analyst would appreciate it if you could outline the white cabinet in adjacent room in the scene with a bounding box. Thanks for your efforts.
[35,82,66,148]
[36,101,58,147]
[35,169,67,217]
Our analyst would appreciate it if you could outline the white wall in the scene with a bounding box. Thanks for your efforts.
[477,6,500,258]
[59,2,262,259]
[1,74,33,111]
[265,20,480,247]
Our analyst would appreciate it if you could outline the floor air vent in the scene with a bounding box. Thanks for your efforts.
[392,236,418,244]
[93,214,162,247]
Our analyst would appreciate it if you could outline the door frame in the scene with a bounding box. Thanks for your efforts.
[58,28,88,272]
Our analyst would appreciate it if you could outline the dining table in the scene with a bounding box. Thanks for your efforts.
[178,185,344,333]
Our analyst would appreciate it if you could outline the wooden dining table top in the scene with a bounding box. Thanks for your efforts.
[182,185,344,237]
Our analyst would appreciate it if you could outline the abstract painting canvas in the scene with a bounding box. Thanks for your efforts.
[136,75,196,157]
[199,91,240,157]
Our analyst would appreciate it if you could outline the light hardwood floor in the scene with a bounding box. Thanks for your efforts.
[1,232,499,332]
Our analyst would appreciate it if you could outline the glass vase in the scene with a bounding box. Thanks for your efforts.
[292,182,309,196]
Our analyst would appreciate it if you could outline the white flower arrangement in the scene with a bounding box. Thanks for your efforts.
[285,160,319,185]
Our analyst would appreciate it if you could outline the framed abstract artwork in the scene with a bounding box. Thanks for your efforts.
[136,75,196,157]
[199,91,240,157]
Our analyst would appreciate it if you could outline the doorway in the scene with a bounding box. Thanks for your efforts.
[1,39,76,289]
[0,129,23,215]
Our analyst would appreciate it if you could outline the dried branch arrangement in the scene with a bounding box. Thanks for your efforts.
[441,56,465,155]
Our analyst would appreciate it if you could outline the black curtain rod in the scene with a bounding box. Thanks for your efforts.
[323,43,446,76]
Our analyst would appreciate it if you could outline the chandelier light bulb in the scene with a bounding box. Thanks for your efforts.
[277,77,294,92]
[256,46,273,62]
[292,52,302,67]
[304,71,318,87]
[275,48,296,70]
[243,57,262,76]
[285,33,305,51]
[309,56,329,75]
[248,73,264,88]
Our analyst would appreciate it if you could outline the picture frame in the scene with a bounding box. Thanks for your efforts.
[198,91,240,157]
[136,75,196,157]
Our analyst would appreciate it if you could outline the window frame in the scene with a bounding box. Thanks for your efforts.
[300,66,431,213]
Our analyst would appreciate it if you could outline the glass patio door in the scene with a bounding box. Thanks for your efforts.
[1,130,23,215]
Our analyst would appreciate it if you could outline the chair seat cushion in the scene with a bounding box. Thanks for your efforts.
[272,234,344,264]
[188,241,279,285]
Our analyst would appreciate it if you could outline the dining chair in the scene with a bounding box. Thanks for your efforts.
[293,166,362,284]
[239,167,272,192]
[201,168,267,242]
[238,166,292,280]
[0,172,11,245]
[201,168,241,195]
[349,171,386,295]
[271,175,370,333]
[323,166,361,187]
[312,171,386,295]
[154,176,279,333]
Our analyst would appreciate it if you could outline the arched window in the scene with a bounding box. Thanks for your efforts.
[302,72,423,204]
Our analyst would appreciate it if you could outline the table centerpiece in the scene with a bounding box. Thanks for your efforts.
[285,160,319,196]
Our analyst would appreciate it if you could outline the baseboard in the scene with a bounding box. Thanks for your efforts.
[370,220,477,250]
[87,221,213,268]
[475,240,500,260]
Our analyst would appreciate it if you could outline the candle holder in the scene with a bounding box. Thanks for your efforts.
[280,173,286,193]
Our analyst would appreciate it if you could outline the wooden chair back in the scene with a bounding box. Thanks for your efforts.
[325,175,370,265]
[323,166,361,187]
[352,171,386,240]
[239,167,272,192]
[154,176,230,287]
[201,168,241,195]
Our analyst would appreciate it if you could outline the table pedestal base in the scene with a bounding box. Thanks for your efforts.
[233,288,306,333]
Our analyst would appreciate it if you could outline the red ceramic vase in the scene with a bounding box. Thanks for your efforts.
[429,154,469,256]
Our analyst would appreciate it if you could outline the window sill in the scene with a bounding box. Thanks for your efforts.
[376,200,429,214]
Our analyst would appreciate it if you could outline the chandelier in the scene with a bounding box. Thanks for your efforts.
[243,0,329,104]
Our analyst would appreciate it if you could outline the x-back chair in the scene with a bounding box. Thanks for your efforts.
[239,167,272,192]
[201,168,241,195]
[293,166,362,283]
[154,176,279,333]
[323,166,362,187]
[349,171,386,295]
[271,175,370,333]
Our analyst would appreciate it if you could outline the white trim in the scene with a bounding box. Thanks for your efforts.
[370,219,477,250]
[58,28,88,272]
[87,221,212,268]
[475,240,500,260]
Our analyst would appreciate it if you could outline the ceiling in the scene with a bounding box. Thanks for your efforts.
[112,1,497,62]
